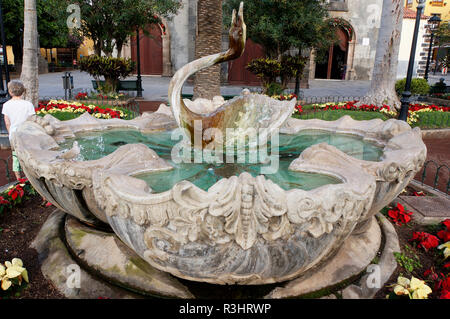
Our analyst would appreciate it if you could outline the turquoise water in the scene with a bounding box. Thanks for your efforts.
[59,129,383,192]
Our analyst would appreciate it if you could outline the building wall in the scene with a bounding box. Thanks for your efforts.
[405,0,450,21]
[397,17,428,79]
[326,0,384,81]
[167,0,197,72]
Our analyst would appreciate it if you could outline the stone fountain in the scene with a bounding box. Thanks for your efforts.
[13,3,426,298]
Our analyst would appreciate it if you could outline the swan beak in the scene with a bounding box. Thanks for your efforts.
[238,2,244,22]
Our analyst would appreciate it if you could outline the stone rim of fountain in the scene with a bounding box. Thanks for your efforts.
[12,107,426,285]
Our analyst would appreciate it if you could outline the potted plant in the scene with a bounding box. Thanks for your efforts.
[79,55,136,94]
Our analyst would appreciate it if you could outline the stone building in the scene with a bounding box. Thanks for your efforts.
[119,0,434,85]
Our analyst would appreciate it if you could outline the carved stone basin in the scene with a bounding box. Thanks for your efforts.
[11,2,426,288]
[12,108,426,285]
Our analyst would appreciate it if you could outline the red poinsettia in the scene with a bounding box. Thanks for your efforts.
[0,196,9,205]
[8,185,24,201]
[413,191,426,196]
[443,219,450,230]
[388,203,413,226]
[437,219,450,242]
[437,276,450,299]
[410,231,440,251]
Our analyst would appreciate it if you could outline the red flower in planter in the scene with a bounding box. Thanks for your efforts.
[0,196,9,205]
[443,219,450,230]
[410,231,440,251]
[8,185,24,201]
[388,203,412,226]
[438,230,450,242]
[438,219,450,242]
[413,191,426,196]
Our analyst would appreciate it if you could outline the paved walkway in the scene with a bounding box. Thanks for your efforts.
[37,70,450,102]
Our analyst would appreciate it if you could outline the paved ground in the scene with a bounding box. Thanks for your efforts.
[37,70,450,102]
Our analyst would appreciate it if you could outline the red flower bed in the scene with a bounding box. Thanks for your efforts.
[36,101,125,119]
[410,231,440,251]
[388,203,413,226]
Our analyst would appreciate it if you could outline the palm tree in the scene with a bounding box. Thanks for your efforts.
[360,0,403,109]
[193,0,223,100]
[20,0,39,106]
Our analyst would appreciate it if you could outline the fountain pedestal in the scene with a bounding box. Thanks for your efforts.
[32,209,398,299]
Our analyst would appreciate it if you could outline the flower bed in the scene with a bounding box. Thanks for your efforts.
[286,98,450,128]
[381,199,450,299]
[36,100,131,120]
[0,179,37,216]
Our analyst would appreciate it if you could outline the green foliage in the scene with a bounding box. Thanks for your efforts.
[411,111,450,129]
[436,22,450,47]
[247,55,306,93]
[394,246,422,274]
[223,0,334,58]
[293,109,390,122]
[79,56,136,93]
[3,0,71,60]
[395,78,431,96]
[266,82,285,96]
[430,79,448,94]
[279,55,307,88]
[246,58,281,89]
[74,0,181,56]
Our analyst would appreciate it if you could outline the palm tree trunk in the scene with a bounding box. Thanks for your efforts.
[193,0,223,100]
[360,0,403,109]
[20,0,38,106]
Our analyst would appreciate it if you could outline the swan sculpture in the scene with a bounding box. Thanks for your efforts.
[168,2,297,148]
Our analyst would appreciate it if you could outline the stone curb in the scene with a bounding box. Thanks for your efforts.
[31,210,144,299]
[339,213,400,299]
[421,128,450,139]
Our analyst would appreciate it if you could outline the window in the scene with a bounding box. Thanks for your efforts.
[431,0,444,6]
[406,0,413,7]
[328,0,348,11]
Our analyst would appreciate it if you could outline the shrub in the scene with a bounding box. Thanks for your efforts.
[395,78,430,96]
[79,55,136,94]
[430,79,448,94]
[246,55,306,94]
[266,82,284,96]
[246,58,281,89]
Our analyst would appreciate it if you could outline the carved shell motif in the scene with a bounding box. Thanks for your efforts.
[93,170,375,252]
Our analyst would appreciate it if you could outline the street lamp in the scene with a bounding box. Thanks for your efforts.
[0,0,10,134]
[398,0,426,122]
[424,14,442,81]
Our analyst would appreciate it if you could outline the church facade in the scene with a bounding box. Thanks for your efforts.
[120,0,431,85]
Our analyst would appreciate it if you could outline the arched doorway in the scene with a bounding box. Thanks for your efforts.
[228,39,265,85]
[131,24,163,75]
[315,27,349,80]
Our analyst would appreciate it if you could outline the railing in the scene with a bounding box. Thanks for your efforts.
[418,160,450,194]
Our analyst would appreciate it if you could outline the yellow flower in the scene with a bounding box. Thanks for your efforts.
[438,242,450,259]
[409,277,432,299]
[0,258,28,291]
[393,276,411,296]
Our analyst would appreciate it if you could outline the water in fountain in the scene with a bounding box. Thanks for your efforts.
[58,128,383,192]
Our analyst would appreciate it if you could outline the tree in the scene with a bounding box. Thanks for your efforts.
[20,0,38,106]
[3,0,71,61]
[193,0,223,100]
[223,0,333,59]
[223,0,334,96]
[74,0,181,57]
[359,0,403,109]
